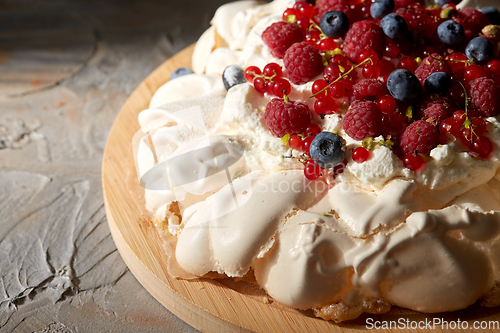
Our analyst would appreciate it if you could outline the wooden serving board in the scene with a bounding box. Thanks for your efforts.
[102,45,500,333]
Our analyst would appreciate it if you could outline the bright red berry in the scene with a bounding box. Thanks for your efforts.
[402,154,424,171]
[263,63,283,78]
[399,120,439,156]
[397,57,418,73]
[262,22,303,59]
[343,20,386,63]
[264,97,311,137]
[352,147,370,163]
[343,101,382,141]
[244,66,261,83]
[471,136,493,158]
[253,77,267,94]
[304,159,321,180]
[314,96,337,115]
[289,134,303,150]
[469,77,500,117]
[284,42,324,85]
[304,123,322,137]
[302,136,314,152]
[312,79,329,98]
[272,78,292,96]
[377,95,396,114]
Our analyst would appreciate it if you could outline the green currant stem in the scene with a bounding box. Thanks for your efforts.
[310,56,374,98]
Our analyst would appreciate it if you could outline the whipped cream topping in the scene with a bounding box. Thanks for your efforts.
[134,0,500,318]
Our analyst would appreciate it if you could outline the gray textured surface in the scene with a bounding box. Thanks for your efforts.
[0,1,234,332]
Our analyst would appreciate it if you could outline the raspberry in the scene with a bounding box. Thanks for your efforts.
[284,42,324,85]
[420,103,450,126]
[396,5,438,42]
[352,79,388,101]
[343,101,382,141]
[343,20,385,63]
[399,120,439,156]
[262,22,303,59]
[469,77,500,117]
[381,112,407,138]
[314,0,357,25]
[456,7,489,38]
[416,95,457,119]
[263,97,311,137]
[415,54,452,86]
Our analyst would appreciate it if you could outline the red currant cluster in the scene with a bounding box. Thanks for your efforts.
[283,2,340,54]
[243,63,291,97]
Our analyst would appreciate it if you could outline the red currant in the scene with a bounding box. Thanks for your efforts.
[459,127,474,150]
[397,57,418,72]
[244,66,261,83]
[253,77,267,94]
[452,110,466,125]
[362,64,381,79]
[323,63,343,82]
[312,79,329,98]
[314,96,337,115]
[272,78,291,96]
[378,59,394,82]
[471,137,493,158]
[282,8,299,22]
[403,154,424,171]
[302,136,314,153]
[304,123,321,137]
[487,59,500,77]
[328,78,352,98]
[384,43,400,59]
[439,118,460,143]
[304,159,321,180]
[294,2,315,19]
[352,147,370,163]
[358,49,379,65]
[464,65,488,82]
[289,134,303,150]
[447,52,468,72]
[377,95,396,114]
[263,63,283,78]
[319,38,338,51]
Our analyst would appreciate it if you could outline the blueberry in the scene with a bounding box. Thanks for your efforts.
[465,37,494,64]
[481,6,500,25]
[170,67,193,80]
[222,65,246,91]
[437,20,464,45]
[320,11,350,39]
[436,0,462,5]
[309,132,346,169]
[380,13,408,40]
[370,0,395,20]
[424,72,451,94]
[386,69,422,103]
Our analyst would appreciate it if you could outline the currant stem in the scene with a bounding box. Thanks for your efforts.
[310,56,374,98]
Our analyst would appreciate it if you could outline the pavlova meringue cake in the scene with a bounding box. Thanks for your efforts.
[132,0,500,322]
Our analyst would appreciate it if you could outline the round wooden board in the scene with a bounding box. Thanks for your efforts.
[102,45,500,333]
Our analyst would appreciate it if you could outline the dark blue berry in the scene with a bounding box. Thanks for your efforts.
[222,65,246,91]
[320,11,350,39]
[436,0,462,5]
[481,6,500,25]
[386,69,422,103]
[424,72,451,94]
[437,20,464,45]
[310,132,346,169]
[465,37,494,64]
[370,0,395,20]
[380,13,408,40]
[170,67,193,80]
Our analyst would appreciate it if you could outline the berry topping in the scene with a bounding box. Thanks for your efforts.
[284,42,324,85]
[465,37,494,64]
[370,0,395,20]
[456,7,489,37]
[352,79,388,101]
[469,77,500,117]
[424,72,451,94]
[399,120,439,156]
[264,97,311,137]
[437,20,464,45]
[171,67,193,80]
[381,13,409,40]
[352,146,371,163]
[320,11,350,38]
[343,101,382,141]
[262,22,303,59]
[343,20,386,63]
[387,69,422,103]
[309,132,347,168]
[402,153,424,171]
[222,65,246,91]
[304,159,322,180]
